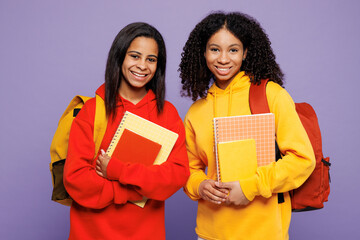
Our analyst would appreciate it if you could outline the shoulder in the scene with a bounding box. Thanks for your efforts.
[152,101,186,137]
[163,100,179,115]
[266,81,294,103]
[266,82,296,113]
[159,101,182,124]
[185,97,208,120]
[266,81,285,96]
[73,97,96,125]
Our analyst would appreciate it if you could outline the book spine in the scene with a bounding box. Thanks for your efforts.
[214,119,221,182]
[106,112,128,156]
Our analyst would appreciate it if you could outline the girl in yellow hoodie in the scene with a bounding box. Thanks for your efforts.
[179,12,315,240]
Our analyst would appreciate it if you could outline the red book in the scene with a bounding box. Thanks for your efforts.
[110,128,162,166]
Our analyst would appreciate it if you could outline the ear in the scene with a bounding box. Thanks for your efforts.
[243,48,248,60]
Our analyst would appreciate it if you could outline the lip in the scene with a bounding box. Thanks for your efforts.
[215,66,232,76]
[131,71,148,79]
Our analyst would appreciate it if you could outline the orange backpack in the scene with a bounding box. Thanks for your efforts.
[249,80,331,211]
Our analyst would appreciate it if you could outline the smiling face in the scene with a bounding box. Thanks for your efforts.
[120,36,158,94]
[205,28,247,90]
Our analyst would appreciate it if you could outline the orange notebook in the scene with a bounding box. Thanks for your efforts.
[214,113,275,182]
[111,128,161,166]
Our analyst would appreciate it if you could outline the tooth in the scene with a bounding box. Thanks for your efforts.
[217,67,229,71]
[133,72,146,77]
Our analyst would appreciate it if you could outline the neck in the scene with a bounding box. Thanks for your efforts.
[118,82,147,105]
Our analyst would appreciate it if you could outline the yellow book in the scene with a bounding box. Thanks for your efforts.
[217,139,258,182]
[107,111,179,207]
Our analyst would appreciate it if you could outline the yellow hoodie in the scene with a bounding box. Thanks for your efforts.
[184,72,315,240]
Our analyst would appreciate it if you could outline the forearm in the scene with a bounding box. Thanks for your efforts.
[64,159,142,209]
[184,169,208,200]
[240,88,316,201]
[107,156,189,200]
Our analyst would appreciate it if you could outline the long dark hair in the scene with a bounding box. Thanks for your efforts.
[105,22,166,117]
[179,12,284,101]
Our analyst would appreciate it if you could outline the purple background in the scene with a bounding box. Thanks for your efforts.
[1,0,359,239]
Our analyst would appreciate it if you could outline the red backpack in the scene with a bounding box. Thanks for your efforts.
[249,80,331,212]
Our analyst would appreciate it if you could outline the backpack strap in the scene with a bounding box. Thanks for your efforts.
[93,95,108,159]
[249,79,269,114]
[59,95,92,121]
[249,79,285,204]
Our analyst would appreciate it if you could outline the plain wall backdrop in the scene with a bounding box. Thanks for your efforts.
[1,0,359,239]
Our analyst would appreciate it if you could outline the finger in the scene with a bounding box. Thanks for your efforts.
[95,162,101,169]
[96,169,103,177]
[206,185,228,199]
[215,181,232,189]
[203,189,227,203]
[96,165,102,172]
[202,194,222,205]
[215,186,229,195]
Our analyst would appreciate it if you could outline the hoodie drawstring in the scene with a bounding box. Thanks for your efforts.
[213,91,217,118]
[228,85,233,116]
[213,84,233,118]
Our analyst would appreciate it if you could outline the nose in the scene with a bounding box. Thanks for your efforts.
[217,52,230,64]
[136,59,147,71]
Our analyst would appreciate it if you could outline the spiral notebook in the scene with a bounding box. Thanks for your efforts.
[214,113,275,182]
[106,111,179,207]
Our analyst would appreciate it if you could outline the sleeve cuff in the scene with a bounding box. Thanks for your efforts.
[184,172,208,200]
[239,175,258,201]
[107,157,125,181]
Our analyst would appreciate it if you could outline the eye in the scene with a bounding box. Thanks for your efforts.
[229,48,239,53]
[210,48,220,52]
[147,57,157,63]
[130,54,140,59]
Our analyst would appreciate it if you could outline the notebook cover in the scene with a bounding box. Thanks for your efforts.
[217,139,257,182]
[111,128,162,166]
[214,113,275,181]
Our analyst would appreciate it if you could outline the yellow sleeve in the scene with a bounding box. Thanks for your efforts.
[240,86,316,201]
[183,115,208,200]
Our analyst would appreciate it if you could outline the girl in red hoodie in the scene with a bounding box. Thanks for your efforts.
[64,22,189,240]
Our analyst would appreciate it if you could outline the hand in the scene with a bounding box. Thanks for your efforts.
[96,149,111,178]
[216,181,250,206]
[198,179,228,205]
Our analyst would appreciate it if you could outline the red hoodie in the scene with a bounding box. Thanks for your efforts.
[64,84,189,240]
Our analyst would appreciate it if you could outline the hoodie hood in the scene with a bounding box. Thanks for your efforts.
[95,83,157,120]
[207,71,251,117]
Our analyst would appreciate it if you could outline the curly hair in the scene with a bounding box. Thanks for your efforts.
[179,12,284,101]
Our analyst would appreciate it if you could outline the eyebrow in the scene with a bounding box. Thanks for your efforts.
[127,50,158,59]
[207,43,241,48]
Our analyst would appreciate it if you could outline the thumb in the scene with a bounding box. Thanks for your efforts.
[101,149,106,156]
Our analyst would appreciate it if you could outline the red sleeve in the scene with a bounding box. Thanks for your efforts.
[63,100,142,209]
[106,106,190,201]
